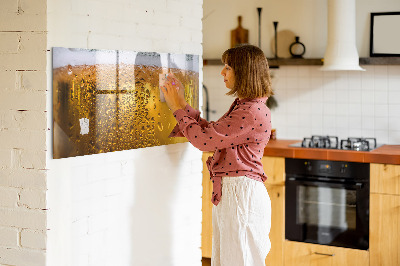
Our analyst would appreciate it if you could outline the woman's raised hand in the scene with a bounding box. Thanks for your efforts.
[161,73,187,112]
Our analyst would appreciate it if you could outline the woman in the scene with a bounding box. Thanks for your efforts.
[161,44,273,266]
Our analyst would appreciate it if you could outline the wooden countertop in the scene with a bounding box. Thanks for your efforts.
[263,139,400,165]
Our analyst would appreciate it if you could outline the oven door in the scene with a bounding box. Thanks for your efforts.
[285,177,369,250]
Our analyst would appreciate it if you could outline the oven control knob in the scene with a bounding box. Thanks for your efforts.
[340,164,347,174]
[304,161,312,171]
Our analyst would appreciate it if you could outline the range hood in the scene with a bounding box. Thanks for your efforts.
[320,0,365,71]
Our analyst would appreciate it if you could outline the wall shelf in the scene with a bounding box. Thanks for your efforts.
[359,57,400,65]
[203,58,323,68]
[203,57,400,67]
[268,58,323,67]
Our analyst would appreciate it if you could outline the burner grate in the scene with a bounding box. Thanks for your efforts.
[340,137,377,151]
[296,136,378,151]
[301,135,339,149]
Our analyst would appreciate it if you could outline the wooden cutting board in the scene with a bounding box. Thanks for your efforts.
[231,16,249,48]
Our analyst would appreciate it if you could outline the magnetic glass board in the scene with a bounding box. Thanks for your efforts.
[52,47,199,159]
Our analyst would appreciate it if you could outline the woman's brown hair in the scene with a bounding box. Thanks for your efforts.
[221,44,273,99]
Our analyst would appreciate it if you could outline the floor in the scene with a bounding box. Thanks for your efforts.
[202,257,211,266]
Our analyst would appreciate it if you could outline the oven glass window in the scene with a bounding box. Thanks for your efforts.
[297,186,356,230]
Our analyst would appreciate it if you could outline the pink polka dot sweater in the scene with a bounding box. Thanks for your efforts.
[169,97,272,206]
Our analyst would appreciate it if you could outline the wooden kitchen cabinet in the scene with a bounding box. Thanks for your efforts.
[261,156,285,186]
[370,193,400,266]
[264,184,285,266]
[284,241,369,266]
[370,163,400,266]
[261,156,285,266]
[202,152,213,258]
[370,163,400,195]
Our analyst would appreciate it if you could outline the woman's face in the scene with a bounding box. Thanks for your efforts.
[220,64,235,89]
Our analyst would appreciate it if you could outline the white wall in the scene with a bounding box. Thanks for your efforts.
[203,0,400,58]
[204,0,326,59]
[46,0,203,266]
[204,64,400,145]
[271,65,400,144]
[0,0,48,265]
[203,0,400,145]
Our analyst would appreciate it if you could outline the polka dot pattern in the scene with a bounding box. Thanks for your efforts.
[169,97,272,206]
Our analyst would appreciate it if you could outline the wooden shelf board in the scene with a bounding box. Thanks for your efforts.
[204,57,400,67]
[359,57,400,65]
[203,58,323,67]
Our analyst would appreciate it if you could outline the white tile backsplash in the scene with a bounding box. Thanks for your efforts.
[389,131,400,143]
[388,91,400,104]
[374,77,388,91]
[388,65,400,76]
[374,65,388,77]
[348,90,362,104]
[323,103,336,116]
[336,103,349,116]
[374,90,388,104]
[375,117,389,129]
[389,104,400,117]
[375,104,389,117]
[298,67,312,78]
[362,116,375,130]
[286,77,299,89]
[389,117,400,131]
[375,130,389,144]
[285,66,298,77]
[298,77,311,89]
[204,64,400,145]
[336,115,348,129]
[388,78,400,91]
[362,90,375,104]
[361,104,375,117]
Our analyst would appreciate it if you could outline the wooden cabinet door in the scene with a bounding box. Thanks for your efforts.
[370,163,400,195]
[262,156,285,186]
[284,241,369,266]
[262,156,285,265]
[264,184,284,266]
[370,193,400,266]
[202,152,213,258]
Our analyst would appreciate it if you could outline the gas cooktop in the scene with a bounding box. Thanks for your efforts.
[289,135,382,151]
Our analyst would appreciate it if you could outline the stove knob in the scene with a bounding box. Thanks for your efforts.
[305,162,312,171]
[340,164,347,174]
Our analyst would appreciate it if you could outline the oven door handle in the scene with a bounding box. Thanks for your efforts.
[286,177,364,189]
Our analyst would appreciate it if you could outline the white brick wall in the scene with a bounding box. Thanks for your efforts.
[0,227,19,247]
[21,229,47,250]
[46,1,203,266]
[0,0,48,265]
[2,0,203,265]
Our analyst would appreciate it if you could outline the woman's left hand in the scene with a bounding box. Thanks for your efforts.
[161,73,187,113]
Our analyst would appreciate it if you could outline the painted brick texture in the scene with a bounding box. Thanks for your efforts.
[46,0,203,266]
[0,0,48,265]
[3,0,203,265]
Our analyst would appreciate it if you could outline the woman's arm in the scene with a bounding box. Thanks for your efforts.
[172,106,257,152]
[169,103,211,137]
[162,73,210,137]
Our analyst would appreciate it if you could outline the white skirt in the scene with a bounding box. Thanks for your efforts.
[212,176,271,266]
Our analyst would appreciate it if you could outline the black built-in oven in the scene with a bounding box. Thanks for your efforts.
[285,158,369,250]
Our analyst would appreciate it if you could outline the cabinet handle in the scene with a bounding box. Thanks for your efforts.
[314,252,335,257]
